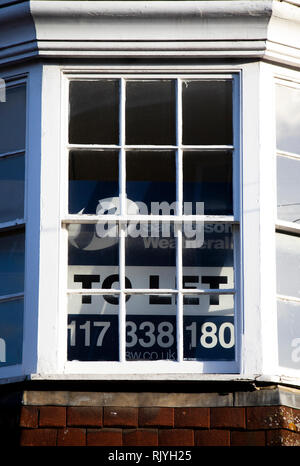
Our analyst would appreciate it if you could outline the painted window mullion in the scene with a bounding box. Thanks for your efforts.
[119,77,126,362]
[176,78,183,362]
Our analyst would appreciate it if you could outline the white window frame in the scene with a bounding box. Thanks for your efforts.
[57,68,242,376]
[34,61,283,383]
[274,73,300,381]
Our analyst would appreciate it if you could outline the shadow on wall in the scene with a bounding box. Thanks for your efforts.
[0,385,22,446]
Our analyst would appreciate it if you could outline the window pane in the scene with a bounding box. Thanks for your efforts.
[68,222,119,272]
[0,229,25,296]
[183,293,234,316]
[182,223,234,290]
[277,155,300,222]
[0,299,23,367]
[276,232,300,298]
[183,151,232,215]
[126,81,176,145]
[68,222,120,361]
[0,154,25,222]
[68,295,119,361]
[69,80,119,144]
[69,150,119,214]
[182,80,232,145]
[0,85,26,154]
[126,151,176,210]
[126,294,177,361]
[125,226,176,289]
[277,299,300,370]
[276,84,300,155]
[184,296,235,361]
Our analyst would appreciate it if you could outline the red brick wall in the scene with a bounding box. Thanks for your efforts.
[19,405,300,447]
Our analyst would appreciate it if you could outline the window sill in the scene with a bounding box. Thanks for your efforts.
[26,372,300,388]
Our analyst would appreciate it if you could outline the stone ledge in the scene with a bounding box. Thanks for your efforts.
[22,385,300,409]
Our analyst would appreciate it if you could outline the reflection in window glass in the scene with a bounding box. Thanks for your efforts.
[0,85,26,154]
[182,223,234,284]
[68,223,119,269]
[126,294,177,361]
[182,80,232,145]
[0,299,23,367]
[126,81,176,145]
[69,150,119,214]
[0,230,25,296]
[69,80,119,144]
[277,155,300,222]
[277,299,300,370]
[126,151,176,209]
[0,154,25,223]
[0,83,26,371]
[276,84,300,155]
[183,151,232,215]
[276,232,300,298]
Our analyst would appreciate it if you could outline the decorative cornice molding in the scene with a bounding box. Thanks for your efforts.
[0,1,299,66]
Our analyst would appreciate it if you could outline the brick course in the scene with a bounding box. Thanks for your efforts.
[139,407,174,427]
[174,407,209,428]
[195,429,230,446]
[19,406,39,429]
[20,428,57,447]
[39,406,66,427]
[67,407,102,427]
[123,429,158,446]
[13,392,300,446]
[211,407,245,429]
[246,406,296,430]
[158,429,194,446]
[87,428,123,446]
[231,430,266,446]
[57,427,86,446]
[266,429,300,446]
[104,407,138,427]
